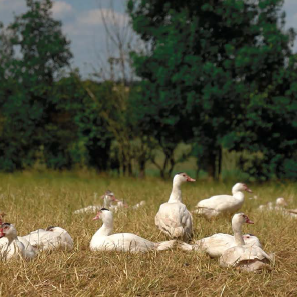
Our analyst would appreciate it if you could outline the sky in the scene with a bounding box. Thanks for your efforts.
[1,0,297,78]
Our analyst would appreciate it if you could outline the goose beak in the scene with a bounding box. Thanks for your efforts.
[186,175,196,182]
[246,218,254,224]
[245,187,252,193]
[0,228,4,238]
[92,211,101,220]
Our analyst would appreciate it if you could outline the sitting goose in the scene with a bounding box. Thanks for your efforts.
[180,231,261,258]
[22,226,73,251]
[0,223,37,260]
[73,190,118,214]
[219,213,272,272]
[194,183,252,219]
[258,198,297,218]
[155,172,196,242]
[90,208,176,253]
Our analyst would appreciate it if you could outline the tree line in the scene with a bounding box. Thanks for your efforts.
[0,0,296,180]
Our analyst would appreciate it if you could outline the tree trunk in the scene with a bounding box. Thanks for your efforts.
[128,162,133,176]
[138,158,146,178]
[207,152,216,181]
[217,147,222,180]
[160,154,169,179]
[168,155,175,177]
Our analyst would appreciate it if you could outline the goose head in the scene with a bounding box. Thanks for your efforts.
[173,172,196,187]
[232,213,254,232]
[46,226,66,233]
[232,183,252,194]
[276,197,287,207]
[101,190,118,207]
[0,223,17,240]
[242,233,262,248]
[93,208,113,224]
[101,190,117,200]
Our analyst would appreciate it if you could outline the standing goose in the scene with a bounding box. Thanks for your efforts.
[219,213,272,272]
[0,223,37,260]
[90,208,176,252]
[195,183,252,219]
[155,172,196,242]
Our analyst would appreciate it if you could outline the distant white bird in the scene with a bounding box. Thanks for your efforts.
[275,197,288,207]
[155,172,196,242]
[194,183,252,219]
[132,200,146,209]
[219,213,272,272]
[90,208,176,252]
[0,223,37,260]
[258,198,297,218]
[22,226,73,251]
[73,190,118,214]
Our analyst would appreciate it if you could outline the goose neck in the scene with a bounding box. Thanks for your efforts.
[232,191,244,201]
[103,196,111,208]
[232,222,245,246]
[6,234,17,245]
[168,183,182,203]
[94,220,113,237]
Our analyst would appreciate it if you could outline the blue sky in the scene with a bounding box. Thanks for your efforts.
[1,0,297,77]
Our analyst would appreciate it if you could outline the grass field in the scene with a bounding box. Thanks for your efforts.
[0,171,296,296]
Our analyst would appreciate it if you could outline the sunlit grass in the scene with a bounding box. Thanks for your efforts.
[0,172,296,296]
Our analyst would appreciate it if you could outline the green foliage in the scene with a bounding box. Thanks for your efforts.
[128,0,297,180]
[0,0,72,171]
[74,79,114,171]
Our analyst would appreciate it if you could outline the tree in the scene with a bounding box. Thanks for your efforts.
[0,0,72,171]
[128,0,297,179]
[231,54,297,180]
[86,0,156,177]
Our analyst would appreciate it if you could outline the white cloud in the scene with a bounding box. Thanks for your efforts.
[0,0,26,10]
[0,0,27,26]
[77,8,129,26]
[51,1,73,18]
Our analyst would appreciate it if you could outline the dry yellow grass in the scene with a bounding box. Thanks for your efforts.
[0,171,296,296]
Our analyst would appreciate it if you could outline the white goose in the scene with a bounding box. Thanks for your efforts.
[259,198,287,211]
[155,172,195,242]
[90,208,176,252]
[73,190,118,215]
[22,226,73,251]
[219,213,272,272]
[0,223,37,260]
[132,200,146,209]
[195,183,252,219]
[180,224,261,258]
[275,197,288,207]
[258,198,297,218]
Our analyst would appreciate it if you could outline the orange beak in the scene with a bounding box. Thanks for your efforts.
[246,218,254,224]
[92,211,101,220]
[186,175,196,182]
